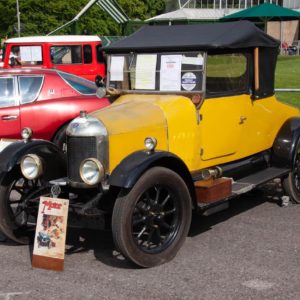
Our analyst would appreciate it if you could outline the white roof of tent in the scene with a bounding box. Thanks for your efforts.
[147,7,300,22]
[147,8,240,22]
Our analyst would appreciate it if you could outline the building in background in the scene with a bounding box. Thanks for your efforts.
[151,0,300,45]
[167,0,299,10]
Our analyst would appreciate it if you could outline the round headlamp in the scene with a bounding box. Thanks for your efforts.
[20,154,43,180]
[21,127,33,141]
[144,137,157,151]
[80,158,104,185]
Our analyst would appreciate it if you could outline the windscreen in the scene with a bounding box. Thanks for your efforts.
[108,52,205,93]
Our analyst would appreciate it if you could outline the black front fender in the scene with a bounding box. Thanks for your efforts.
[109,150,193,191]
[272,117,300,167]
[0,140,66,180]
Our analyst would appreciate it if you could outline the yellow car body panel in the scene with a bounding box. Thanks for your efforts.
[141,95,201,170]
[197,94,300,170]
[91,93,299,174]
[91,95,168,172]
[238,95,299,156]
[199,94,247,161]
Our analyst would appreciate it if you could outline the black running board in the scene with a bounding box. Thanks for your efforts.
[232,167,289,195]
[198,167,290,213]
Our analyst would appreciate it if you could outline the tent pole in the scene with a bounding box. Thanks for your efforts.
[280,21,283,54]
[264,19,267,32]
[254,47,259,91]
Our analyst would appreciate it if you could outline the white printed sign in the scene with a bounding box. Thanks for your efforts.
[110,56,125,81]
[182,55,204,66]
[20,46,42,62]
[135,54,157,90]
[160,55,182,91]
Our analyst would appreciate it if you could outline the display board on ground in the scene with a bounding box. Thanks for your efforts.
[32,197,69,271]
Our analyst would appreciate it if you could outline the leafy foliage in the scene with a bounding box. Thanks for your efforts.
[0,0,165,38]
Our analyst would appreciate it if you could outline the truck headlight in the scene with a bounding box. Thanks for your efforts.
[20,154,43,180]
[80,158,104,185]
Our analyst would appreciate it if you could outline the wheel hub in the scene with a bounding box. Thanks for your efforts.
[146,210,164,226]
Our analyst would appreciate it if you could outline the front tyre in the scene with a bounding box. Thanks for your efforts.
[282,140,300,203]
[0,168,49,244]
[112,167,192,267]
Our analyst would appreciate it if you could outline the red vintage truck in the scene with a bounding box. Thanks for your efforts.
[1,35,106,81]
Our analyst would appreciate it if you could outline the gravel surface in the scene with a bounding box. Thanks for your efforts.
[0,184,299,300]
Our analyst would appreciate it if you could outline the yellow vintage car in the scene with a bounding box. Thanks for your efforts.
[0,21,299,267]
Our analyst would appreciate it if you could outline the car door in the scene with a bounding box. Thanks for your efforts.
[199,53,249,161]
[0,76,20,138]
[199,95,247,161]
[18,75,44,136]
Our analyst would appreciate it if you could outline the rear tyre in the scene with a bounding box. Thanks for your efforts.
[112,167,192,267]
[282,140,300,203]
[0,168,49,244]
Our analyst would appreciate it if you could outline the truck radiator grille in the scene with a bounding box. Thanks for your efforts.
[67,137,97,182]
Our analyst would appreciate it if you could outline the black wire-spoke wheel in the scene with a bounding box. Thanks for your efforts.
[0,168,50,244]
[282,140,300,204]
[293,155,300,192]
[112,167,192,267]
[132,185,180,253]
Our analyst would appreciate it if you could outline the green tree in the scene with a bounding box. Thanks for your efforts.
[118,0,164,20]
[0,0,17,38]
[0,0,165,39]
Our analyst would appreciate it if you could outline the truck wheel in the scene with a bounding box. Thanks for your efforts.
[0,168,49,244]
[282,140,300,203]
[112,167,192,267]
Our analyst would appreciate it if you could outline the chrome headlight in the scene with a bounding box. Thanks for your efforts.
[144,137,157,151]
[20,154,43,180]
[21,127,33,141]
[80,158,104,185]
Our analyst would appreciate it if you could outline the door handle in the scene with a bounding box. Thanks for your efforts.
[239,116,247,124]
[1,115,18,120]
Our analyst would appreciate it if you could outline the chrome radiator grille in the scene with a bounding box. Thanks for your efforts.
[67,136,97,182]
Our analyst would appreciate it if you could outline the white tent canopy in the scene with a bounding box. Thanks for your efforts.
[147,8,239,22]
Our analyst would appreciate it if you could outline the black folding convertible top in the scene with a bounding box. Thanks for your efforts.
[105,21,279,53]
[105,21,280,99]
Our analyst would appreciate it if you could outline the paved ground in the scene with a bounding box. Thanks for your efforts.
[0,183,299,300]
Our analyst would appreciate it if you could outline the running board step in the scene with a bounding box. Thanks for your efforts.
[197,167,290,209]
[232,167,290,195]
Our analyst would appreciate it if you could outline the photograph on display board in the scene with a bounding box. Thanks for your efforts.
[33,197,69,260]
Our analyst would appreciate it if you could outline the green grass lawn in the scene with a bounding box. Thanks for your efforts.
[275,56,300,107]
